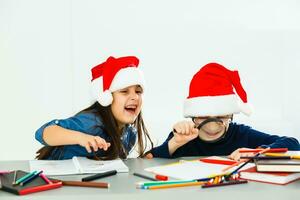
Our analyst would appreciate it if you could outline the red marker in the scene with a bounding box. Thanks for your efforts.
[155,174,168,181]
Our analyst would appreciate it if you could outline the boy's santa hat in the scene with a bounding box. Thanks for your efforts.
[184,63,252,117]
[91,56,145,106]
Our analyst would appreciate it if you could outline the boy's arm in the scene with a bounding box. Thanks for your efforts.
[148,132,174,158]
[241,125,300,150]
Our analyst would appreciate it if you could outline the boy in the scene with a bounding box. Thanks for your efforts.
[146,63,300,160]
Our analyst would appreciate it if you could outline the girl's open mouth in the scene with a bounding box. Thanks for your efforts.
[124,105,137,114]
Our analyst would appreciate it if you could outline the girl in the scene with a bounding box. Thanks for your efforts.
[146,63,300,160]
[35,56,153,160]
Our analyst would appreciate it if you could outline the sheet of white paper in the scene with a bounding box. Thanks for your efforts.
[29,159,78,176]
[145,160,254,180]
[75,157,129,173]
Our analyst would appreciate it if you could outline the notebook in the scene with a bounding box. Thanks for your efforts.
[255,159,300,172]
[29,157,129,176]
[0,170,62,195]
[239,166,300,185]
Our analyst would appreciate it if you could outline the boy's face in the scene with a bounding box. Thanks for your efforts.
[192,115,232,142]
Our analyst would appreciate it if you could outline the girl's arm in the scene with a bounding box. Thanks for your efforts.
[43,125,110,153]
[35,113,111,153]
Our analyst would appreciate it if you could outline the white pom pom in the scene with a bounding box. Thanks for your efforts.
[240,103,253,116]
[97,90,113,106]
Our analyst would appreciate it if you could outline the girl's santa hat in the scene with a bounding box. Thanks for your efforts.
[91,56,145,106]
[184,63,252,117]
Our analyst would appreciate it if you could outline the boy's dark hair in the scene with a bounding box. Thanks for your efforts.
[35,102,153,160]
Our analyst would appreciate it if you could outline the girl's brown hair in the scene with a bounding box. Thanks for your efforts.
[36,102,153,160]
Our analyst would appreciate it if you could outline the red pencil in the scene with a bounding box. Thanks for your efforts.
[239,148,287,153]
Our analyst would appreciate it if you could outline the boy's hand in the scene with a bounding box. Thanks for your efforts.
[168,121,199,155]
[77,134,111,153]
[172,121,199,145]
[228,148,255,161]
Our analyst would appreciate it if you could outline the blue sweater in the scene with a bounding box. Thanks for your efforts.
[150,123,300,158]
[35,112,137,160]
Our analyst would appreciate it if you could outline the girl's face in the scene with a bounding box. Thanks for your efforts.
[111,85,143,128]
[192,115,232,142]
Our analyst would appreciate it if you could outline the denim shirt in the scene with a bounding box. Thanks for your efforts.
[35,111,137,160]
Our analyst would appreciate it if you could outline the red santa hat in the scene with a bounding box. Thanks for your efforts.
[91,56,145,106]
[183,63,252,117]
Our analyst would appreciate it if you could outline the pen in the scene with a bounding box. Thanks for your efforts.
[82,170,117,182]
[133,172,157,181]
[14,170,37,185]
[202,180,248,188]
[61,180,109,188]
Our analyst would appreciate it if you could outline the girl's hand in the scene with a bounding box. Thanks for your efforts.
[228,148,256,161]
[172,121,199,145]
[77,134,111,153]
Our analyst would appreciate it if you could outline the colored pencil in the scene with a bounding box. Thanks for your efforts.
[264,153,300,159]
[133,172,157,181]
[20,171,43,186]
[14,170,37,185]
[240,156,291,160]
[202,180,248,188]
[136,180,197,188]
[239,148,287,153]
[142,181,205,189]
[82,170,117,182]
[12,170,17,185]
[0,171,11,175]
[39,173,53,184]
[61,180,109,188]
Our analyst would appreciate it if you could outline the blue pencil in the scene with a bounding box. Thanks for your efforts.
[14,171,37,185]
[20,171,43,186]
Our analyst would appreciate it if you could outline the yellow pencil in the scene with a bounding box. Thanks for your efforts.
[264,153,300,159]
[144,181,205,190]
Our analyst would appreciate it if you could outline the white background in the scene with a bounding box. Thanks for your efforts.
[1,0,300,160]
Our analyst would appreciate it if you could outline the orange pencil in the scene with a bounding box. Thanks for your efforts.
[143,181,205,189]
